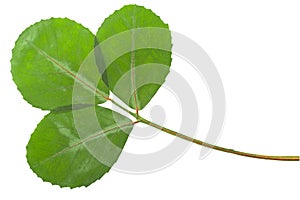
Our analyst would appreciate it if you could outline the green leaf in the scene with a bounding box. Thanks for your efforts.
[11,18,109,110]
[26,106,134,188]
[96,5,172,110]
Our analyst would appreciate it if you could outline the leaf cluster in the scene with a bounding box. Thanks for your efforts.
[11,5,172,188]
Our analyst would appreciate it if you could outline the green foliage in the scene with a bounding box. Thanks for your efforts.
[96,5,172,110]
[10,2,299,189]
[11,18,109,110]
[27,106,133,188]
[11,4,172,188]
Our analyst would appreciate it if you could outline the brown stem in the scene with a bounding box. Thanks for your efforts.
[109,99,299,161]
[139,116,299,161]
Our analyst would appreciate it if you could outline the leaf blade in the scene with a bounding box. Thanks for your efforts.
[11,18,109,110]
[26,106,133,188]
[96,5,172,110]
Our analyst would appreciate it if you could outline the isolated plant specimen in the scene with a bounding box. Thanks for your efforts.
[11,4,299,188]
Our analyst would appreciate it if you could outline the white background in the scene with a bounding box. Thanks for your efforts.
[1,0,300,199]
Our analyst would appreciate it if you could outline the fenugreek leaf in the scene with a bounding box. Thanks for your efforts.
[11,18,109,110]
[27,106,133,188]
[95,5,172,111]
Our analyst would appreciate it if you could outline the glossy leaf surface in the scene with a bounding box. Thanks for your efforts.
[96,5,172,110]
[11,18,109,110]
[27,106,133,188]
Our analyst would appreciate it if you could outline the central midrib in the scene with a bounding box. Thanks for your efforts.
[130,7,139,114]
[26,40,109,101]
[32,121,134,167]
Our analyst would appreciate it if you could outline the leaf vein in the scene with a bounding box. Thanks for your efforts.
[32,121,134,168]
[25,40,110,101]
